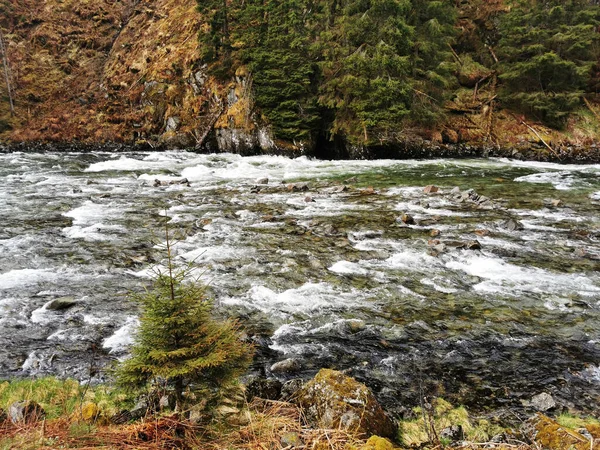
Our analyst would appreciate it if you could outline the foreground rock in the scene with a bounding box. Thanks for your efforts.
[9,401,45,424]
[527,414,599,450]
[295,369,396,439]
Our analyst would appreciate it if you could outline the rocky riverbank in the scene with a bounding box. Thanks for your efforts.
[2,138,600,164]
[1,371,599,449]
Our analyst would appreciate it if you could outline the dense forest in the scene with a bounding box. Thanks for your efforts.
[0,0,599,156]
[198,0,600,145]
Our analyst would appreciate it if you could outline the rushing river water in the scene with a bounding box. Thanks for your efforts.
[1,150,599,416]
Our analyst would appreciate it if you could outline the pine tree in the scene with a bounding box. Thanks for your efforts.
[498,0,600,128]
[407,0,457,124]
[317,0,414,145]
[241,0,323,143]
[116,227,254,411]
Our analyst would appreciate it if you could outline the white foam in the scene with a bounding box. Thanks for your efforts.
[63,201,125,226]
[591,191,600,200]
[221,282,364,318]
[63,224,126,241]
[514,171,576,190]
[0,269,57,290]
[328,261,368,276]
[446,254,600,296]
[102,316,139,354]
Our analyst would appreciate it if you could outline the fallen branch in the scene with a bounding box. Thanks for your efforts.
[583,97,600,121]
[512,114,560,160]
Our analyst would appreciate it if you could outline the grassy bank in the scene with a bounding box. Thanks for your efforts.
[1,377,599,449]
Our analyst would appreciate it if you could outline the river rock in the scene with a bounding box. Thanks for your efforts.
[399,213,415,225]
[9,401,46,424]
[295,369,396,438]
[281,431,303,447]
[281,379,305,401]
[544,198,564,208]
[423,185,439,194]
[440,424,464,442]
[530,392,556,412]
[270,358,302,374]
[500,218,523,232]
[466,240,482,250]
[430,229,440,237]
[287,182,309,192]
[256,177,269,185]
[246,377,282,401]
[46,297,78,311]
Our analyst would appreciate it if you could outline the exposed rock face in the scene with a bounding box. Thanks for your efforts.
[295,369,397,439]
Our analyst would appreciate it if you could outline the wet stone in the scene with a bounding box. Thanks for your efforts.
[399,213,415,225]
[270,358,302,374]
[46,297,78,311]
[423,185,439,194]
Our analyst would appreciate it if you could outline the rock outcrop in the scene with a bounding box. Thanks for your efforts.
[295,369,396,439]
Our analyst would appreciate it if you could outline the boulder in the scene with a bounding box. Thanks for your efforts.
[270,358,302,374]
[81,402,100,422]
[423,185,439,194]
[362,435,394,450]
[295,369,396,438]
[246,377,282,401]
[530,392,556,412]
[110,409,132,424]
[526,413,597,450]
[442,129,459,144]
[256,177,269,185]
[9,401,46,424]
[281,379,305,401]
[46,297,78,311]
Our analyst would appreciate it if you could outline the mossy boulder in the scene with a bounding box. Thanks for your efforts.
[362,435,394,450]
[295,369,396,439]
[81,402,100,423]
[529,413,599,450]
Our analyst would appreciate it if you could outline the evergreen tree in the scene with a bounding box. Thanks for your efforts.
[318,0,414,145]
[241,0,323,142]
[407,0,456,124]
[498,0,600,128]
[116,228,253,411]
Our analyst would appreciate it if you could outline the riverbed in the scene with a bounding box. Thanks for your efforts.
[0,151,599,416]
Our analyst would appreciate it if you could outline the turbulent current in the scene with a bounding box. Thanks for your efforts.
[1,151,599,415]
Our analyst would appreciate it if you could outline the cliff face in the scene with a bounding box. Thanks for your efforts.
[0,0,277,152]
[0,0,599,158]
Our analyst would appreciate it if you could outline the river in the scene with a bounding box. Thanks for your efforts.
[0,150,599,416]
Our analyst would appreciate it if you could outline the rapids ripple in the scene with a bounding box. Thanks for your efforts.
[0,151,599,415]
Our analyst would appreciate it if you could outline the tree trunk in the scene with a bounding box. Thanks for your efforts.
[0,30,15,116]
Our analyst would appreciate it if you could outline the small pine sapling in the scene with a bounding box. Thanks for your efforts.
[116,222,254,412]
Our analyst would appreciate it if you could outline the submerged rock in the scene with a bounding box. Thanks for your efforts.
[295,369,396,438]
[500,218,524,232]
